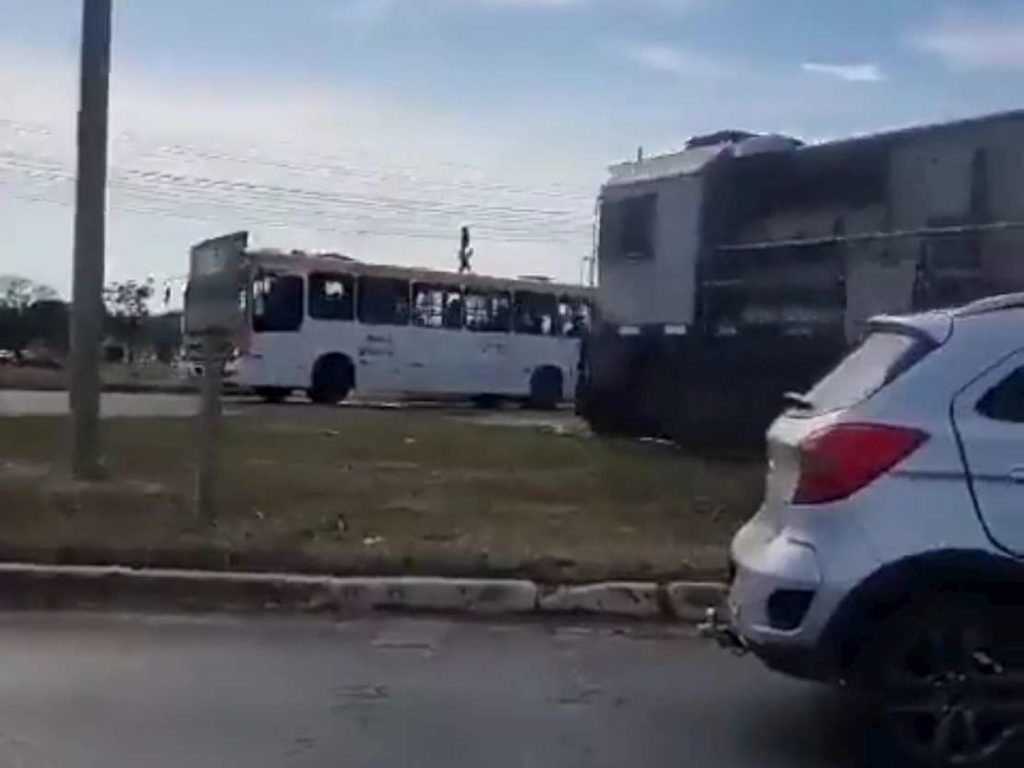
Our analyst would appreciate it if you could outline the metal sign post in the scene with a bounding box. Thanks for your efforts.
[185,232,249,523]
[195,334,226,523]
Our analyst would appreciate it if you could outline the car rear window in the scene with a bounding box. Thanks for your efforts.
[801,331,926,414]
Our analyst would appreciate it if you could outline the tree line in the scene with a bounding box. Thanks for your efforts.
[0,276,182,364]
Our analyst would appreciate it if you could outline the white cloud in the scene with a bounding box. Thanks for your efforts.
[801,61,885,83]
[620,43,733,80]
[910,12,1024,71]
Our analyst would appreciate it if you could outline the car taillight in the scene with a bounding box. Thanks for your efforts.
[793,423,928,505]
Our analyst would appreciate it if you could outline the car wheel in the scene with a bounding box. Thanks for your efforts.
[309,355,354,405]
[862,597,1024,768]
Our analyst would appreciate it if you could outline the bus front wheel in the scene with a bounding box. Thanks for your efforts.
[309,355,354,405]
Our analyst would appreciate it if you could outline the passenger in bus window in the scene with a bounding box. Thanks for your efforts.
[444,292,463,329]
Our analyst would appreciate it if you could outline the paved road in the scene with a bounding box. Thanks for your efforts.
[0,613,870,768]
[0,390,199,417]
[0,390,580,431]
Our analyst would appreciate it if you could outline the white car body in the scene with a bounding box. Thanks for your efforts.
[714,296,1024,764]
[723,296,1024,677]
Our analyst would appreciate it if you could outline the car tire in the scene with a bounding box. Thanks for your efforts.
[308,355,354,405]
[255,387,290,404]
[858,596,1024,768]
[528,366,563,411]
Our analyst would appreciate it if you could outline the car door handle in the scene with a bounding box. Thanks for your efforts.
[1009,467,1024,483]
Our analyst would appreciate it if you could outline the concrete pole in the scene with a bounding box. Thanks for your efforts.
[69,0,112,480]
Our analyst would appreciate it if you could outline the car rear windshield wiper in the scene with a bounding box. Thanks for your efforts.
[782,391,814,411]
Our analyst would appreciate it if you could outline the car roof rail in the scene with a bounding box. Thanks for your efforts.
[956,292,1024,317]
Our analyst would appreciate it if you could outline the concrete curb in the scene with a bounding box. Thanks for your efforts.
[0,564,726,623]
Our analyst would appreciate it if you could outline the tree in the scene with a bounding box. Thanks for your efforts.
[0,276,61,358]
[146,311,183,364]
[24,300,70,355]
[104,278,155,363]
[0,276,59,310]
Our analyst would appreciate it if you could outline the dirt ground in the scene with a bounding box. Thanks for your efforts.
[0,407,764,582]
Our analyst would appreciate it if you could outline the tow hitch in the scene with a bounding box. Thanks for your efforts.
[698,606,747,655]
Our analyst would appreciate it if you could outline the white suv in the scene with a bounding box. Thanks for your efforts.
[707,295,1024,767]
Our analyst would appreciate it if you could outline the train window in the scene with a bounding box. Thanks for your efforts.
[620,194,657,260]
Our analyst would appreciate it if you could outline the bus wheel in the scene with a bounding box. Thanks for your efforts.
[528,367,563,411]
[309,354,354,405]
[255,387,290,404]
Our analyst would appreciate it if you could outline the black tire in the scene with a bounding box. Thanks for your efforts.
[528,366,563,411]
[308,355,354,405]
[858,596,1024,768]
[255,387,290,404]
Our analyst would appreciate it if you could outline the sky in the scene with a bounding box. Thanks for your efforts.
[2,0,1024,301]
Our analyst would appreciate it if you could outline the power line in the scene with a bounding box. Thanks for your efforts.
[0,150,594,239]
[0,115,595,203]
[1,180,588,245]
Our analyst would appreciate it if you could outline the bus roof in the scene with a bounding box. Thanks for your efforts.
[245,248,594,297]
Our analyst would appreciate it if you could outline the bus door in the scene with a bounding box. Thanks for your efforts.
[464,289,513,393]
[409,284,467,394]
[250,271,306,386]
[355,276,411,392]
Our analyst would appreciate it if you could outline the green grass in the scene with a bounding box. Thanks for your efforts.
[0,409,764,581]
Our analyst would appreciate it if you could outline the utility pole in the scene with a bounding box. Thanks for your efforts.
[69,0,112,480]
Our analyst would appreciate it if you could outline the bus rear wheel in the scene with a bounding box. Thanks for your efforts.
[528,367,563,411]
[309,355,354,405]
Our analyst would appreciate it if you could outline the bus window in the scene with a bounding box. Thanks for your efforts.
[309,273,354,321]
[413,284,463,330]
[252,273,303,333]
[514,291,557,336]
[443,291,464,330]
[358,277,410,326]
[465,290,511,333]
[558,297,591,337]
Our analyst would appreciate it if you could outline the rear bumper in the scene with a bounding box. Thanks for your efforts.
[729,515,824,639]
[701,599,837,682]
[725,510,879,682]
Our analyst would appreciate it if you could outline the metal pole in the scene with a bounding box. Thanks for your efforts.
[69,0,112,480]
[195,334,224,523]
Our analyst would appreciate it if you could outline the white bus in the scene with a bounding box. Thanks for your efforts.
[227,248,594,408]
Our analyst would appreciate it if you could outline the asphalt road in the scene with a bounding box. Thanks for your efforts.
[0,389,581,431]
[0,390,199,417]
[0,613,872,768]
